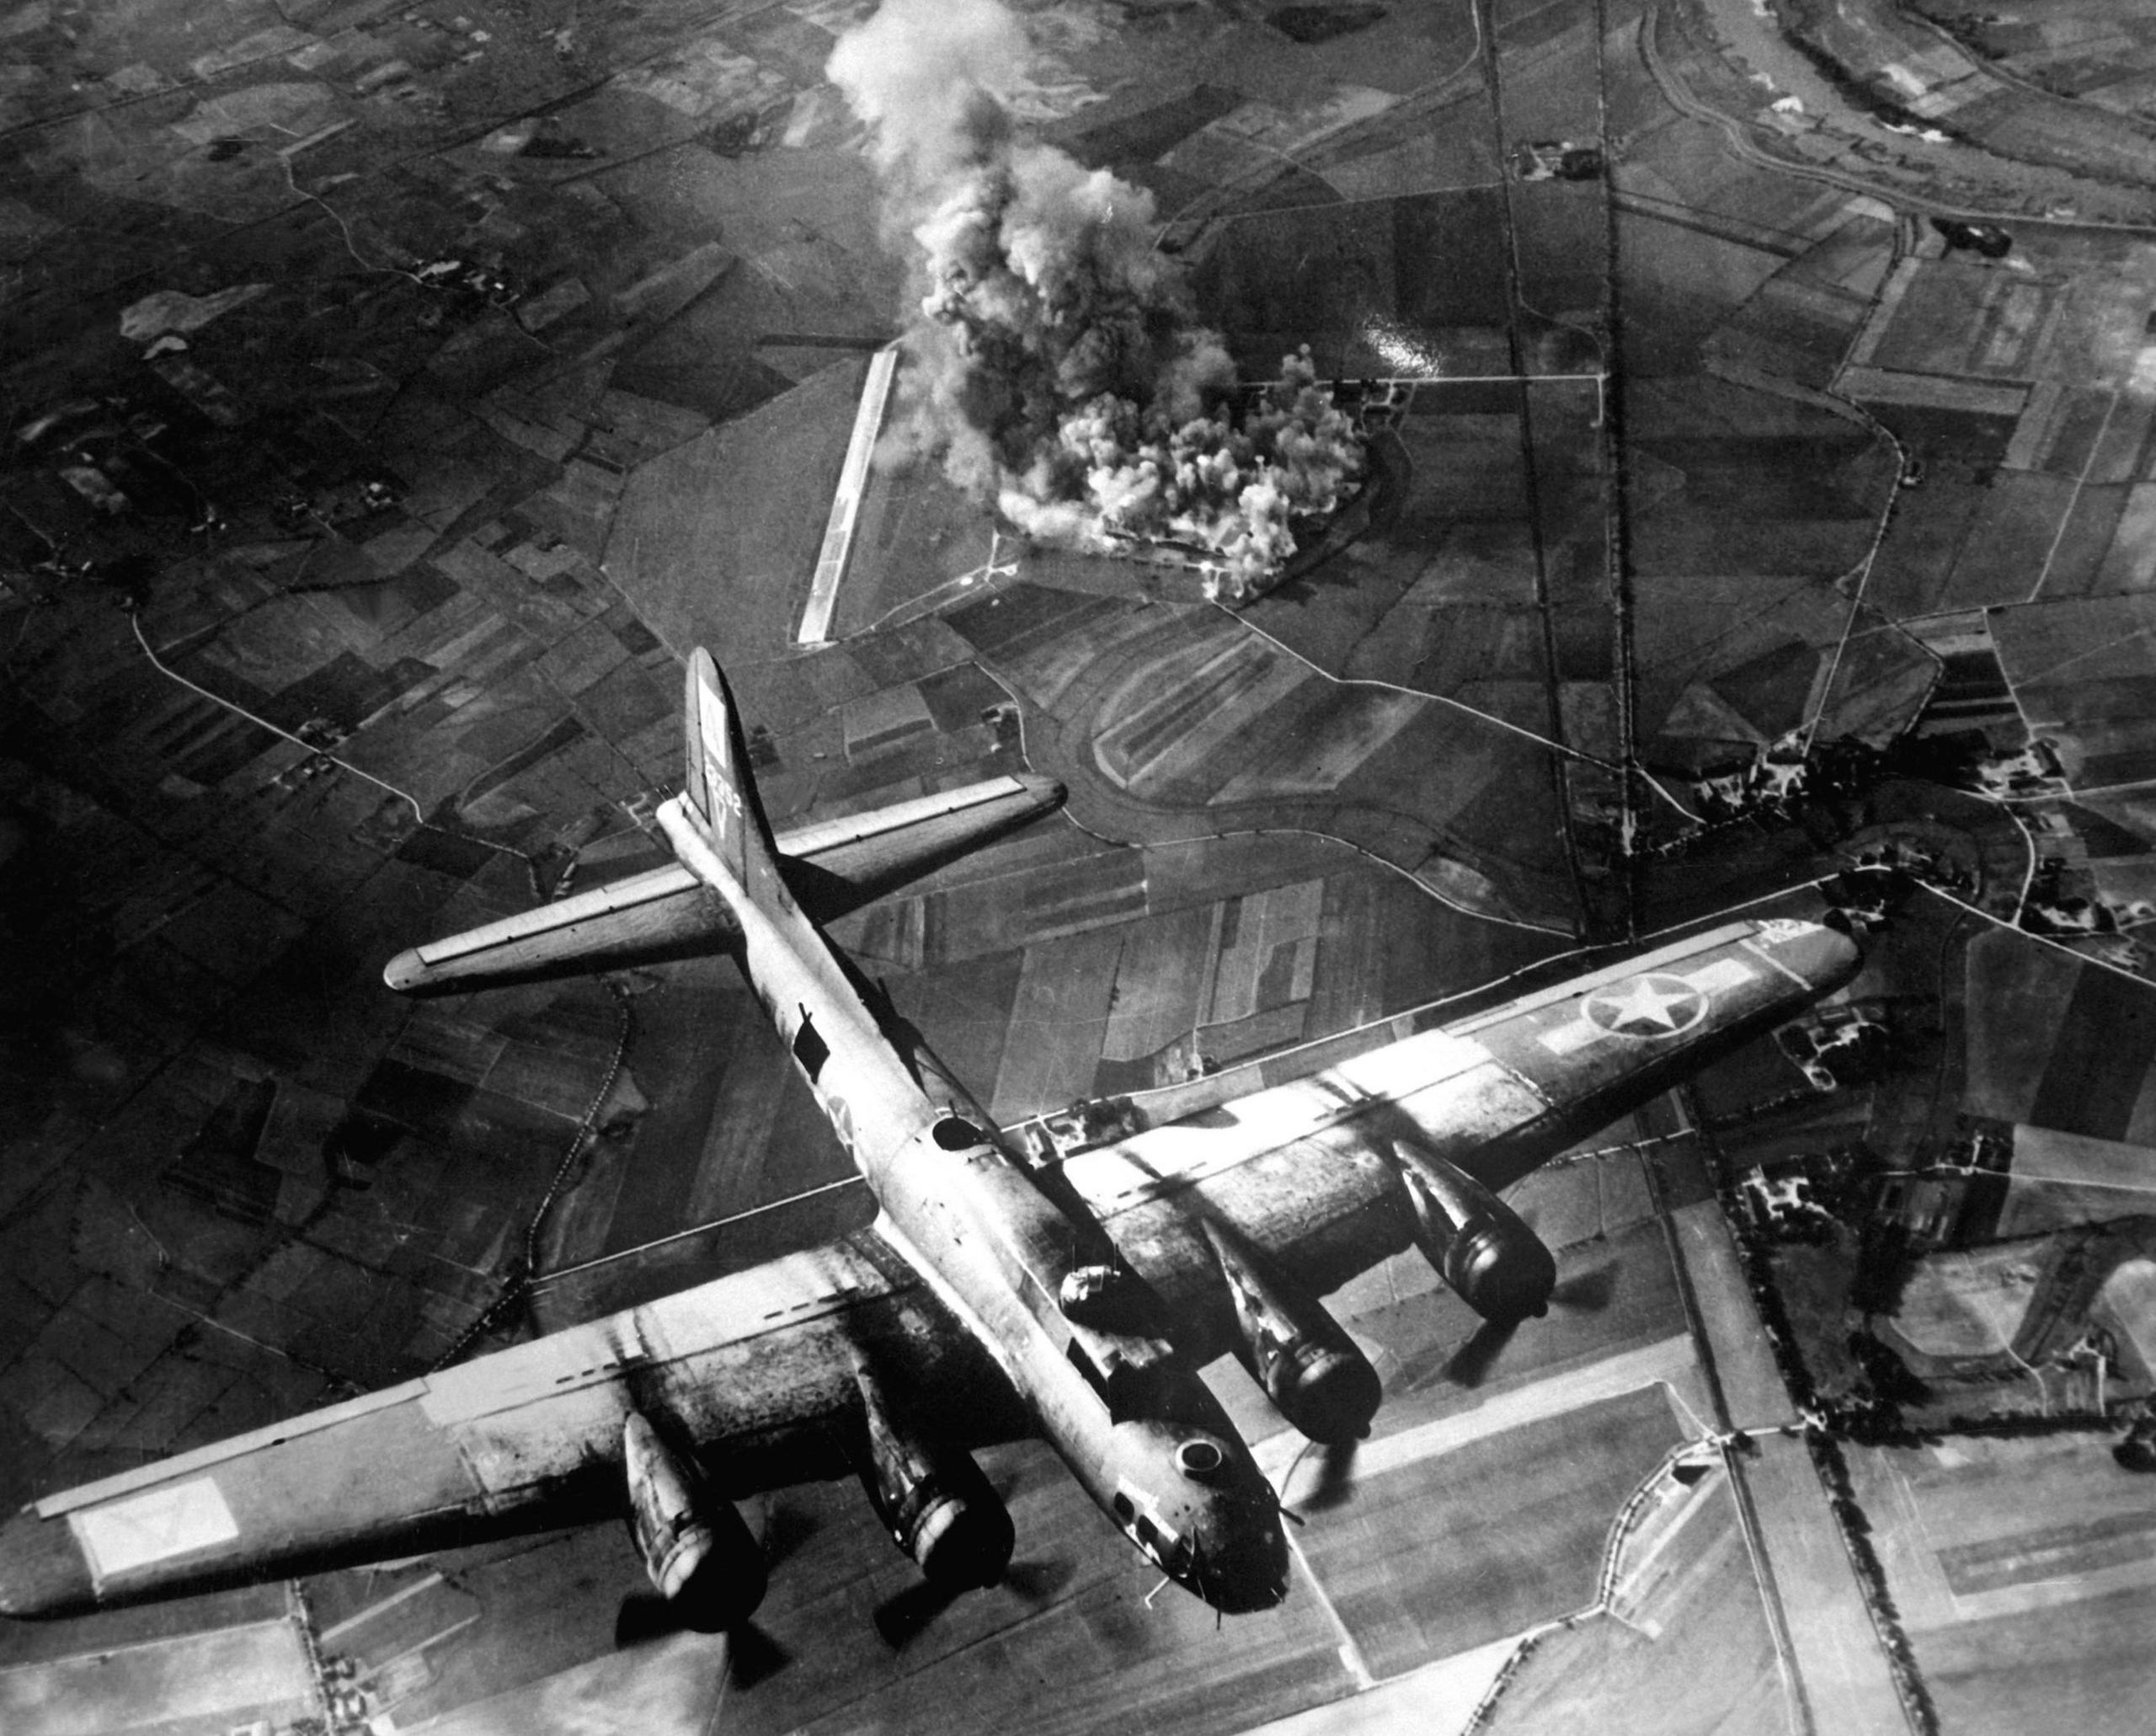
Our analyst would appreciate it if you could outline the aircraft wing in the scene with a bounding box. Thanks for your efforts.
[0,1230,1022,1619]
[1057,916,1860,1353]
[385,772,1062,996]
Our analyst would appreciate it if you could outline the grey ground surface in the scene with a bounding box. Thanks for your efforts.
[7,0,2156,1731]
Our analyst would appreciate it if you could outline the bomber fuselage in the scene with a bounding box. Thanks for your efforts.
[659,798,1289,1610]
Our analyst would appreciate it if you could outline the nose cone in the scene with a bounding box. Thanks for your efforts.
[1187,1497,1291,1614]
[1112,1383,1291,1616]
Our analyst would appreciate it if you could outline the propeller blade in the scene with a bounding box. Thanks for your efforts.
[728,1621,791,1687]
[1444,1317,1518,1389]
[1304,1438,1358,1511]
[1550,1263,1614,1312]
[614,1589,679,1649]
[615,1592,792,1687]
[1395,1338,1460,1393]
[1001,1557,1075,1605]
[761,1501,819,1571]
[873,1552,1070,1648]
[873,1578,956,1649]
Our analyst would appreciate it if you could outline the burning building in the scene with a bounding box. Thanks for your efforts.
[828,0,1364,601]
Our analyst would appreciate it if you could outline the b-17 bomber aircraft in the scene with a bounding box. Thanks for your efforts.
[0,649,1860,1630]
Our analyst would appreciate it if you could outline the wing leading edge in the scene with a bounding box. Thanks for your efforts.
[1059,916,1860,1351]
[3,916,1856,1620]
[0,1230,1022,1620]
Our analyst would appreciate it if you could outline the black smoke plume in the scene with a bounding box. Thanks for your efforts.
[827,0,1363,599]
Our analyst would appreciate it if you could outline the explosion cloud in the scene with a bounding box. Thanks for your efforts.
[826,0,1364,600]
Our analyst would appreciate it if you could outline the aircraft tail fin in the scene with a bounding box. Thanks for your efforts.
[680,647,785,903]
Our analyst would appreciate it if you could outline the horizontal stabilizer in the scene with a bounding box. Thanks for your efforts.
[783,772,1063,921]
[384,772,1061,996]
[382,861,733,996]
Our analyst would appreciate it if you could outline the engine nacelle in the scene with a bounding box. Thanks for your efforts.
[852,1361,1014,1593]
[1395,1145,1556,1326]
[622,1411,767,1632]
[1202,1221,1380,1445]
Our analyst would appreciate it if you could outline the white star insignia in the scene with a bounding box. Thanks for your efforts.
[1585,974,1705,1039]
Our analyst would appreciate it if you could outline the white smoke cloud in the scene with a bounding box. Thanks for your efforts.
[825,0,1028,190]
[827,0,1364,599]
